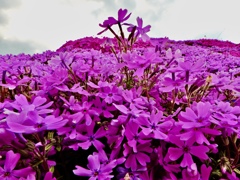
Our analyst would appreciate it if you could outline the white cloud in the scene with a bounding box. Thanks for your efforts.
[0,36,46,55]
[0,0,44,55]
[155,0,240,42]
[4,0,103,52]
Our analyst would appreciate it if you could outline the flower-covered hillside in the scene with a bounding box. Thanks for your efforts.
[57,36,240,56]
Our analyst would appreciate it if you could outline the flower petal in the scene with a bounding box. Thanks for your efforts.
[190,145,209,160]
[12,167,34,178]
[7,122,36,134]
[101,160,117,173]
[180,153,193,167]
[136,152,150,166]
[87,154,100,171]
[180,108,198,121]
[201,164,212,180]
[168,148,183,161]
[125,155,137,171]
[73,166,92,176]
[4,150,20,172]
[78,141,91,150]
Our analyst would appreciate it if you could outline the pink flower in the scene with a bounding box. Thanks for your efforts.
[77,122,106,151]
[0,150,35,179]
[123,143,152,171]
[43,172,56,180]
[98,8,131,35]
[138,111,173,140]
[72,101,99,126]
[126,17,151,42]
[179,102,212,128]
[167,135,209,167]
[73,153,117,180]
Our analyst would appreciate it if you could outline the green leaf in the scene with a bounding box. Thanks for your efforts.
[47,131,54,139]
[50,166,55,173]
[211,169,222,177]
[45,144,53,151]
[56,145,61,152]
[32,160,43,167]
[234,168,240,175]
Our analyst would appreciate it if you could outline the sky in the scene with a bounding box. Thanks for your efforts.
[0,0,240,55]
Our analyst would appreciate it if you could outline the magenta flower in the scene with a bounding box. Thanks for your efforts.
[126,17,151,42]
[139,170,154,180]
[182,163,200,180]
[117,9,132,23]
[0,150,35,179]
[73,153,117,180]
[97,85,122,104]
[200,164,212,180]
[125,121,150,153]
[179,102,221,144]
[179,126,221,145]
[8,94,53,115]
[179,102,212,128]
[98,8,131,35]
[49,52,74,69]
[121,87,146,109]
[116,166,143,180]
[211,101,240,136]
[112,103,148,125]
[57,112,86,140]
[179,59,205,72]
[73,101,99,126]
[182,163,212,180]
[60,95,78,111]
[76,122,106,151]
[178,59,205,82]
[92,97,116,118]
[7,112,68,134]
[157,147,180,174]
[123,143,152,171]
[106,124,125,149]
[122,50,157,77]
[133,51,157,77]
[214,101,240,116]
[159,77,185,92]
[167,135,209,167]
[138,111,173,140]
[42,67,69,87]
[19,174,36,180]
[43,172,56,180]
[0,124,16,145]
[56,82,90,96]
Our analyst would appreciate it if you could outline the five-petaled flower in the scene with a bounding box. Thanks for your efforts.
[98,8,131,35]
[73,153,117,180]
[126,17,151,42]
[0,150,35,179]
[167,135,209,167]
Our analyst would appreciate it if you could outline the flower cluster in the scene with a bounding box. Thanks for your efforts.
[0,8,240,180]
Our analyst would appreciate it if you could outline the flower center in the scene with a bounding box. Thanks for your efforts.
[183,146,189,153]
[93,170,99,177]
[197,118,203,123]
[134,135,139,140]
[151,123,157,130]
[89,135,95,141]
[4,172,10,177]
[35,123,44,129]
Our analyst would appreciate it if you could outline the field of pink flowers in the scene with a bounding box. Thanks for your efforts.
[0,8,240,180]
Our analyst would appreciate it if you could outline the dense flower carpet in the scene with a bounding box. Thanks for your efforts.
[0,8,240,180]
